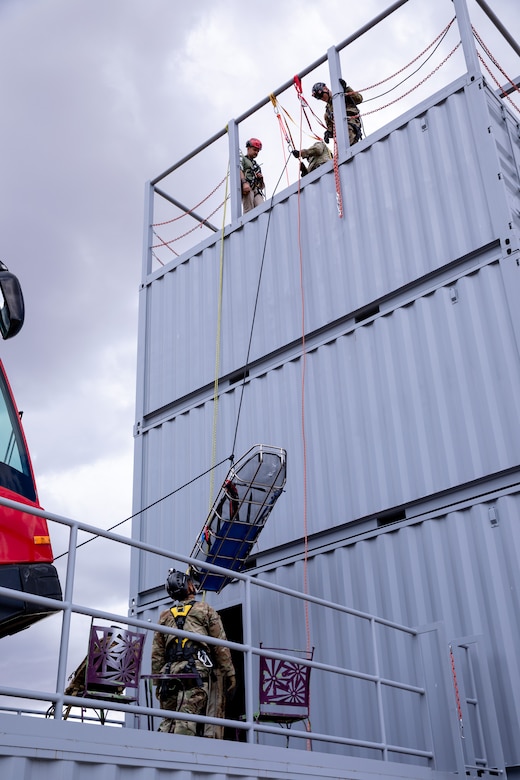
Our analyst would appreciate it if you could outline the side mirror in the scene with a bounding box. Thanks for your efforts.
[0,262,25,340]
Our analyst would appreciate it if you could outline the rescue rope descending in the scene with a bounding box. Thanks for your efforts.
[209,163,231,511]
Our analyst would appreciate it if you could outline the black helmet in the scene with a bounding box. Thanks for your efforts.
[166,569,192,600]
[312,82,327,99]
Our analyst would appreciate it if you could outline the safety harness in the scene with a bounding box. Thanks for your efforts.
[159,602,213,694]
[241,154,265,195]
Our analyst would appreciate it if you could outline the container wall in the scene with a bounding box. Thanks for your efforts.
[135,255,520,593]
[140,81,518,415]
[239,489,520,766]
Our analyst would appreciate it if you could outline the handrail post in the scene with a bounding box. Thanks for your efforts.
[53,521,79,719]
[228,119,242,223]
[327,46,349,154]
[243,577,255,744]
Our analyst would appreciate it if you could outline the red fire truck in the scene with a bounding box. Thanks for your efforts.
[0,263,62,637]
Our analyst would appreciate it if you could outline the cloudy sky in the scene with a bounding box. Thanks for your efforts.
[0,0,518,706]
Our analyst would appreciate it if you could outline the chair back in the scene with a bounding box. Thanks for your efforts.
[85,624,145,700]
[258,645,314,722]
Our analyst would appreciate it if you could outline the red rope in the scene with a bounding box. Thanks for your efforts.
[449,645,464,739]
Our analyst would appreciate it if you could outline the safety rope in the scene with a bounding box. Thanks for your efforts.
[295,95,312,751]
[294,76,327,131]
[53,454,232,561]
[208,165,230,510]
[230,156,292,458]
[473,27,520,115]
[270,93,295,187]
[449,644,465,740]
[293,75,320,136]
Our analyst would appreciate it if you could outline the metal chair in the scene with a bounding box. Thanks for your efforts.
[49,623,146,725]
[255,645,314,747]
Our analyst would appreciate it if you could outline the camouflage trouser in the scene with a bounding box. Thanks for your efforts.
[157,677,209,736]
[348,118,362,145]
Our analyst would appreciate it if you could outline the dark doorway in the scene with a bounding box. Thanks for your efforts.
[218,603,245,741]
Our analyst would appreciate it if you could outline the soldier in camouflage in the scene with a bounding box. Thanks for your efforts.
[291,139,332,174]
[240,138,265,213]
[312,79,363,147]
[151,569,236,737]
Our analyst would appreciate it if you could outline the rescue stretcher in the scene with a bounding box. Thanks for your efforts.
[189,445,287,592]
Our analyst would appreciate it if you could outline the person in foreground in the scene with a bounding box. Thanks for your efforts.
[151,568,236,737]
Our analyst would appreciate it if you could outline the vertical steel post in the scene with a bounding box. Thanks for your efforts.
[452,0,481,78]
[228,119,242,223]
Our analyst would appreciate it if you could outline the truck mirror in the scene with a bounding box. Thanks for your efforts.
[0,263,25,340]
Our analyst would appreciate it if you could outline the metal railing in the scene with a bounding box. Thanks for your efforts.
[0,493,446,763]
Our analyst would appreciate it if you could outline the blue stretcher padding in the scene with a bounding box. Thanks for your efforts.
[189,445,287,592]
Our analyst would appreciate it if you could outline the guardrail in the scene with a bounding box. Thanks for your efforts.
[0,494,443,763]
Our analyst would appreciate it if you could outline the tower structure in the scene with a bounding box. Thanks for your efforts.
[131,0,520,772]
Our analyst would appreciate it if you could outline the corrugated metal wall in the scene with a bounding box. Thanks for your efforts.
[137,255,520,582]
[133,73,520,771]
[0,713,459,780]
[140,82,517,415]
[241,489,520,767]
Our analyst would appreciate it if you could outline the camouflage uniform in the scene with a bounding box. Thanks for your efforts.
[240,153,265,213]
[324,85,363,146]
[299,140,332,172]
[151,598,235,737]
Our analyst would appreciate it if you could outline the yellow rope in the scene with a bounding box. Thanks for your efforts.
[209,161,230,511]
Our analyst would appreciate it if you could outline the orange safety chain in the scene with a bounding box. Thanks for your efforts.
[361,40,461,117]
[151,197,229,249]
[152,175,227,227]
[359,17,456,93]
[473,27,520,114]
[332,125,344,219]
[449,644,465,739]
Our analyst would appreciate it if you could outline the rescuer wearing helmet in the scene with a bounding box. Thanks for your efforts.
[312,79,363,147]
[150,569,236,737]
[240,137,265,213]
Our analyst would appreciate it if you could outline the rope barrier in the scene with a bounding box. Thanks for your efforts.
[359,17,456,94]
[151,197,229,249]
[360,41,462,117]
[473,26,520,114]
[152,176,228,227]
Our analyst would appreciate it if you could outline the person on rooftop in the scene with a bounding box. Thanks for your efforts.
[312,79,363,147]
[240,138,265,213]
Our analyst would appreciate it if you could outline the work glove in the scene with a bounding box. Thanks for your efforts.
[291,149,300,158]
[339,77,347,91]
[324,130,331,144]
[225,674,236,701]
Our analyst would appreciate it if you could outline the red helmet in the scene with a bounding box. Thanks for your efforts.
[246,138,262,151]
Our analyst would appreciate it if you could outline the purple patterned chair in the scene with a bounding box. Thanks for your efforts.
[256,644,314,747]
[61,623,146,724]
